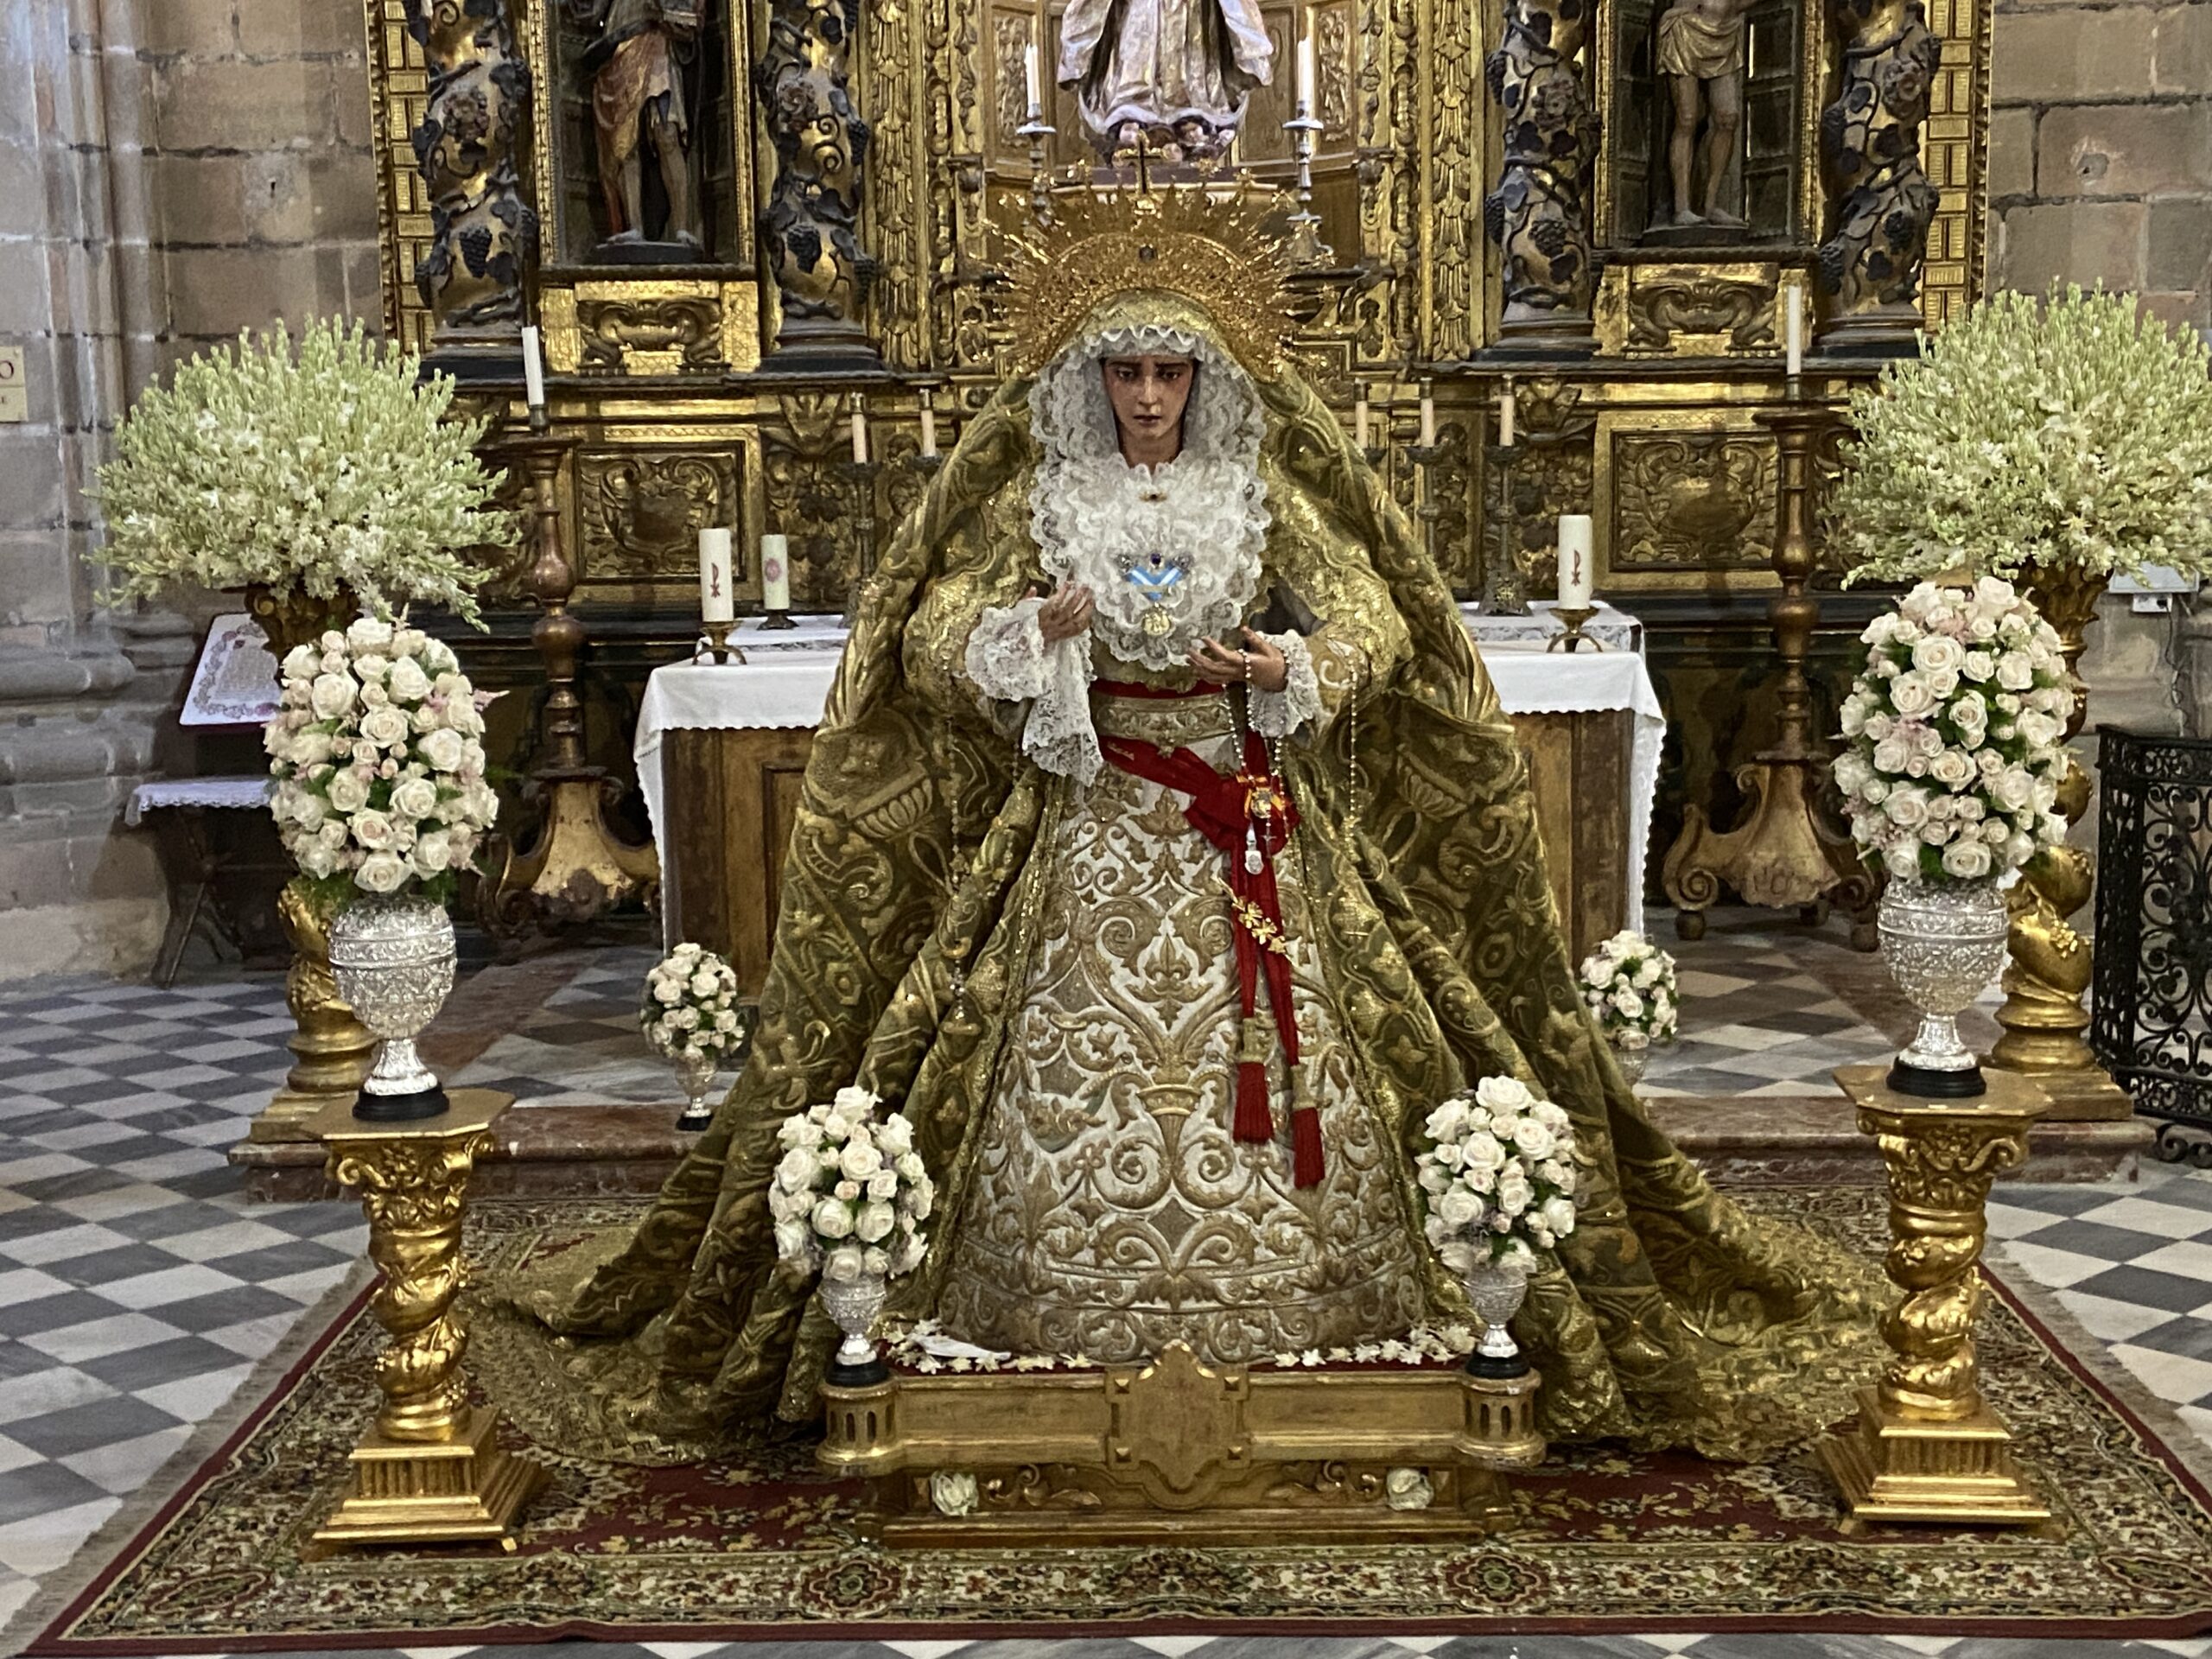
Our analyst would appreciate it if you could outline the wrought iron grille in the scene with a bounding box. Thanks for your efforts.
[2092,725,2212,1164]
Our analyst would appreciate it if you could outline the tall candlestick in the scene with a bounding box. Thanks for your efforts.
[1024,38,1041,118]
[918,389,938,458]
[760,533,791,613]
[1555,514,1595,610]
[1418,379,1436,448]
[1354,382,1370,450]
[698,527,734,624]
[521,324,545,412]
[1498,378,1516,448]
[849,396,869,464]
[1784,283,1804,378]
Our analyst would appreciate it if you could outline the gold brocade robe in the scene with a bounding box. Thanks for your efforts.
[480,293,1879,1465]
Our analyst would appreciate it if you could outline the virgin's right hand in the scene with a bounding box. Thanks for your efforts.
[1034,582,1095,645]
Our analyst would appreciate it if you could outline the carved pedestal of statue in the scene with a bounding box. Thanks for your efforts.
[1058,0,1274,163]
[574,0,707,263]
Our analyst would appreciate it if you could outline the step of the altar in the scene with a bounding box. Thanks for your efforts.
[228,1091,2153,1201]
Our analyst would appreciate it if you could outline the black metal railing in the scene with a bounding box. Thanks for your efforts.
[2092,725,2212,1164]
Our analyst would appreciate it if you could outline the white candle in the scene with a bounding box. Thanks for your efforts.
[1418,382,1436,448]
[1498,380,1516,448]
[521,324,545,411]
[1353,383,1370,449]
[1556,514,1595,609]
[1297,25,1316,112]
[1024,39,1041,118]
[918,391,938,458]
[760,533,791,612]
[698,527,734,624]
[1784,283,1804,378]
[849,398,869,464]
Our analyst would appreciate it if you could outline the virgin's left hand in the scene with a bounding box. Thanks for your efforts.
[1189,628,1288,694]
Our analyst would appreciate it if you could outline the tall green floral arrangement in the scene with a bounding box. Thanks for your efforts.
[96,319,510,626]
[1832,285,2212,587]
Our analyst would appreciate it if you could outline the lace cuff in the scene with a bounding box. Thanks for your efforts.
[1248,630,1324,740]
[965,598,1052,703]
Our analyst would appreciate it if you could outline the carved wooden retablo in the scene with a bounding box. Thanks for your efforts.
[820,1341,1544,1546]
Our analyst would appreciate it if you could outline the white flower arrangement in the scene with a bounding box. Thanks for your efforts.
[1577,930,1678,1052]
[883,1319,1479,1375]
[1832,577,2076,886]
[1416,1076,1579,1273]
[95,319,510,626]
[639,943,744,1064]
[768,1088,935,1285]
[264,615,496,900]
[1831,285,2212,587]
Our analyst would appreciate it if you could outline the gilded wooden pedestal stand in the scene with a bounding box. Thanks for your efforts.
[1821,1064,2052,1530]
[1662,401,1877,950]
[820,1343,1544,1547]
[310,1089,543,1550]
[1988,565,2133,1122]
[482,430,659,937]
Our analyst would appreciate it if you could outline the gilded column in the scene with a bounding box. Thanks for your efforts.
[1482,0,1599,356]
[758,0,880,367]
[403,0,538,365]
[1815,0,1941,355]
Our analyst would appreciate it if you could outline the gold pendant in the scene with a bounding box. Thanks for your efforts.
[1141,606,1175,639]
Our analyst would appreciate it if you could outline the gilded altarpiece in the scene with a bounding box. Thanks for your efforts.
[359,0,1992,891]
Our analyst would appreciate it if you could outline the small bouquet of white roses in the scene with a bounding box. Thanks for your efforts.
[1577,930,1678,1052]
[639,943,744,1065]
[1831,577,2075,886]
[1416,1076,1578,1273]
[264,614,495,902]
[769,1087,935,1285]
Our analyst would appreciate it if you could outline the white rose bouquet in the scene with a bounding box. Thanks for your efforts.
[1576,930,1678,1052]
[768,1087,935,1286]
[1832,577,2076,886]
[1416,1076,1579,1274]
[639,943,744,1065]
[264,614,496,902]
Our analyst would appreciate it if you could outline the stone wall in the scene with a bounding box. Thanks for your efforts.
[0,0,378,979]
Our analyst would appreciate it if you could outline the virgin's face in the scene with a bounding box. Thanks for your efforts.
[1101,354,1196,460]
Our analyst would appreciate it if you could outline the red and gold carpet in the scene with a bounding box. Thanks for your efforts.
[22,1191,2212,1652]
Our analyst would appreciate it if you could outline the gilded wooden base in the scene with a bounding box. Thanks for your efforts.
[1663,758,1878,949]
[484,774,662,935]
[820,1341,1543,1547]
[311,1405,545,1551]
[1820,1386,2050,1529]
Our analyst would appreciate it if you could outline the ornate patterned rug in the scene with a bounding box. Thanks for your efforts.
[22,1191,2212,1653]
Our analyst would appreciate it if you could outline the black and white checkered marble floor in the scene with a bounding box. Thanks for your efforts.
[2,951,2210,1659]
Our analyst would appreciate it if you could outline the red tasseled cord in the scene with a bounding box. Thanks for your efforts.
[1234,1061,1274,1142]
[1291,1105,1325,1188]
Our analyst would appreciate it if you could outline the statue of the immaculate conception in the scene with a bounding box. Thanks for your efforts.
[1058,0,1274,161]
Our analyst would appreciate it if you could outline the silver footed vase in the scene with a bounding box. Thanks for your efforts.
[671,1047,717,1133]
[1461,1257,1531,1379]
[326,891,456,1122]
[1877,877,2008,1099]
[819,1268,889,1387]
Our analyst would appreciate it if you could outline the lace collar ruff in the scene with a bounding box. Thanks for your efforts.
[1028,323,1272,671]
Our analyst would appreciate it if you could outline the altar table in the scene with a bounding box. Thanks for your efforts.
[639,607,1662,990]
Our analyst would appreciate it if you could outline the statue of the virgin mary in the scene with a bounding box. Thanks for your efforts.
[484,185,1877,1465]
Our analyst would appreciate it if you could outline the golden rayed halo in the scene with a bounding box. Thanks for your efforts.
[999,177,1299,380]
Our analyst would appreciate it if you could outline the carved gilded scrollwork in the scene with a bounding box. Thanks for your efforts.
[579,450,737,576]
[1625,275,1777,353]
[577,295,725,374]
[1817,0,1942,352]
[1318,10,1354,136]
[762,391,860,609]
[403,0,537,353]
[759,0,878,363]
[1483,0,1599,353]
[1510,378,1595,592]
[1611,431,1774,570]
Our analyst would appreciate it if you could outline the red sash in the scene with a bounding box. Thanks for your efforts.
[1094,691,1322,1188]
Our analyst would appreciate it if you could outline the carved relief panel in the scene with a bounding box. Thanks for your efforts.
[576,448,741,582]
[1595,413,1777,592]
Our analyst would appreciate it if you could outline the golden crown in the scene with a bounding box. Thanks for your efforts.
[999,175,1299,380]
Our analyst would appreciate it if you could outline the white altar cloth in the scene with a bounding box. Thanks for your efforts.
[637,611,1664,937]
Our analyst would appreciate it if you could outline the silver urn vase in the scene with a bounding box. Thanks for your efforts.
[819,1269,890,1387]
[1877,877,2008,1098]
[327,892,456,1122]
[671,1048,717,1133]
[1612,1039,1650,1090]
[1461,1257,1532,1379]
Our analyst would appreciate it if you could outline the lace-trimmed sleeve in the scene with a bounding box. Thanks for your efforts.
[963,599,1103,785]
[1247,629,1325,740]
